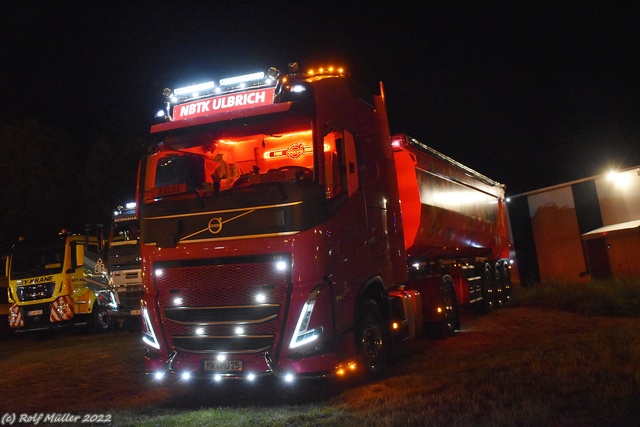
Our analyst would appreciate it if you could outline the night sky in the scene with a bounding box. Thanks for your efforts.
[2,1,639,197]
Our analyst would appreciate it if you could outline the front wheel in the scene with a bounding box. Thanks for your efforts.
[354,300,390,379]
[88,305,112,333]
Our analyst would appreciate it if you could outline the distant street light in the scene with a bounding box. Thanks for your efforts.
[607,170,631,188]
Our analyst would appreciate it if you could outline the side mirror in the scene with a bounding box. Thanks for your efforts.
[75,244,85,268]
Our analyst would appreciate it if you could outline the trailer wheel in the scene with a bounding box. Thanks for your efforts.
[494,265,505,308]
[88,305,112,333]
[354,299,389,379]
[502,262,512,304]
[478,264,496,314]
[435,281,459,338]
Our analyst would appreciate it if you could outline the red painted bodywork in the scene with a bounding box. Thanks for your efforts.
[137,69,512,382]
[138,70,407,380]
[392,134,510,262]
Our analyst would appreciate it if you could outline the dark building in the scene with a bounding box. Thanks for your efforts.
[509,166,640,283]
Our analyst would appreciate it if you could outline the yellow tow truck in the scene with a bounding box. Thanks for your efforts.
[6,231,114,333]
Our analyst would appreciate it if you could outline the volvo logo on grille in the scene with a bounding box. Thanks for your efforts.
[168,201,301,242]
[208,217,223,234]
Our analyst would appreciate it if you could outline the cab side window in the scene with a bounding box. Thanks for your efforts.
[323,129,359,200]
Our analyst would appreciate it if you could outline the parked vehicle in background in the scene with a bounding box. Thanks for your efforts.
[106,203,143,329]
[0,255,10,334]
[6,231,113,333]
[137,63,512,384]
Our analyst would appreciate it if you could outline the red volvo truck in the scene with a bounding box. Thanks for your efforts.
[137,64,511,383]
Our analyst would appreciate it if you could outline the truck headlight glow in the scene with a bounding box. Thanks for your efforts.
[141,304,160,350]
[290,286,324,349]
[108,291,118,310]
[8,306,19,323]
[56,302,70,315]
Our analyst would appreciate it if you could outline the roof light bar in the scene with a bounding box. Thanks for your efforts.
[173,81,216,96]
[219,71,265,86]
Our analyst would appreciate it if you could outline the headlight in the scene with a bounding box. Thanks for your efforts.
[289,286,324,349]
[141,303,160,350]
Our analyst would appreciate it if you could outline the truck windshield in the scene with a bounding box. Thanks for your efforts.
[10,244,65,279]
[109,220,139,246]
[143,117,316,203]
[108,219,140,268]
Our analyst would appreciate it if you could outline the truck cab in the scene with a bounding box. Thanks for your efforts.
[106,203,143,329]
[139,65,406,382]
[7,232,114,333]
[137,64,512,385]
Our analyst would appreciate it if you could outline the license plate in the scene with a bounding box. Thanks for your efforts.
[27,309,43,316]
[204,360,243,372]
[131,310,141,315]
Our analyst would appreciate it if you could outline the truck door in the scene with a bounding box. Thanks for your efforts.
[322,129,370,332]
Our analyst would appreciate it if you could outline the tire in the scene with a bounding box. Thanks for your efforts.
[478,264,496,314]
[502,262,512,305]
[88,304,112,333]
[494,266,505,308]
[354,300,389,379]
[434,282,459,338]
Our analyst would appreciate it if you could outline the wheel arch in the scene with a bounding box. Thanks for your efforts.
[355,276,389,320]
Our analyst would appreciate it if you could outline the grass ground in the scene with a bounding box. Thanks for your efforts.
[1,280,639,426]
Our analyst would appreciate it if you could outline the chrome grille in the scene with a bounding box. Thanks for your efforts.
[164,304,280,324]
[172,335,274,353]
[115,285,143,310]
[17,282,55,302]
[155,255,290,354]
